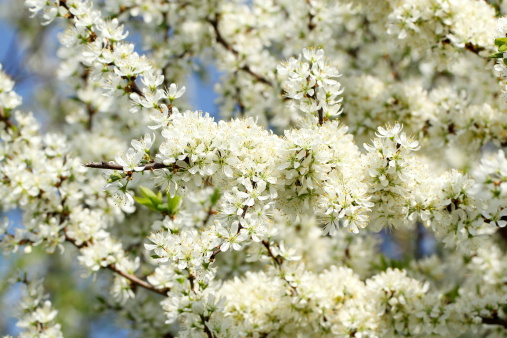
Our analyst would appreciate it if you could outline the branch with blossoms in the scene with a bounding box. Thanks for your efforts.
[64,233,170,296]
[207,15,273,87]
[5,0,507,336]
[84,161,172,171]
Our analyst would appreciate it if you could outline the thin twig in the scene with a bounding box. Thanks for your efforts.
[261,240,298,295]
[65,233,170,296]
[261,240,282,268]
[83,161,172,171]
[207,16,272,86]
[200,314,213,338]
[107,264,169,296]
[482,314,507,328]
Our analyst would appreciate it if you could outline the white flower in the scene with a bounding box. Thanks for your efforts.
[483,208,507,228]
[277,48,344,121]
[115,148,144,171]
[217,221,249,252]
[396,132,420,151]
[111,276,135,304]
[165,83,186,102]
[104,181,135,209]
[97,18,128,41]
[376,123,403,139]
[131,133,155,153]
[33,301,58,323]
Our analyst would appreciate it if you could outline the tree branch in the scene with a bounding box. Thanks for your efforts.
[207,16,272,86]
[83,161,172,171]
[481,314,507,329]
[64,233,170,296]
[261,240,282,268]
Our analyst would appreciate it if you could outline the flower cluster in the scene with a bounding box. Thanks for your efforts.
[277,48,344,123]
[345,0,496,62]
[362,123,421,230]
[4,0,507,336]
[6,276,63,338]
[472,150,507,228]
[0,64,22,110]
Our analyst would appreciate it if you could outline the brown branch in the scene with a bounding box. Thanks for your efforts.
[209,247,222,262]
[200,314,213,338]
[207,16,272,86]
[202,205,216,227]
[86,103,97,131]
[64,233,170,296]
[306,81,324,125]
[127,78,144,97]
[317,107,324,126]
[261,240,298,295]
[482,314,507,328]
[59,0,76,19]
[107,264,169,296]
[83,161,172,171]
[306,0,316,32]
[261,240,282,268]
[464,42,485,55]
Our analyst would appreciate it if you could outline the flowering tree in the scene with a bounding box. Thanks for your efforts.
[2,0,507,336]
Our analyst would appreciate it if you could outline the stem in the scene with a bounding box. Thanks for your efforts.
[83,161,173,171]
[207,16,272,86]
[261,240,298,295]
[200,314,213,338]
[482,314,507,328]
[317,107,324,126]
[261,240,282,268]
[65,233,170,296]
[86,103,97,131]
[306,0,316,32]
[128,78,144,97]
[107,264,169,295]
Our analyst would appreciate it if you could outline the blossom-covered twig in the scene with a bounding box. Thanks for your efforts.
[207,16,272,86]
[65,233,170,296]
[84,161,172,171]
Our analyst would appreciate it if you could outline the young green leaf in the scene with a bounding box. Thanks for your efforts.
[139,186,162,204]
[167,195,181,216]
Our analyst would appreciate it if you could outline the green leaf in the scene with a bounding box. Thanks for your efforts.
[167,195,181,216]
[133,196,150,205]
[210,188,221,206]
[443,285,460,303]
[495,37,507,47]
[488,52,504,58]
[151,254,162,259]
[139,186,162,204]
[156,204,168,212]
[133,196,160,212]
[500,44,507,52]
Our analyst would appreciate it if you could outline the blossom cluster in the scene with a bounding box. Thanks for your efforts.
[1,0,507,336]
[344,0,496,61]
[277,48,344,123]
[5,277,63,338]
